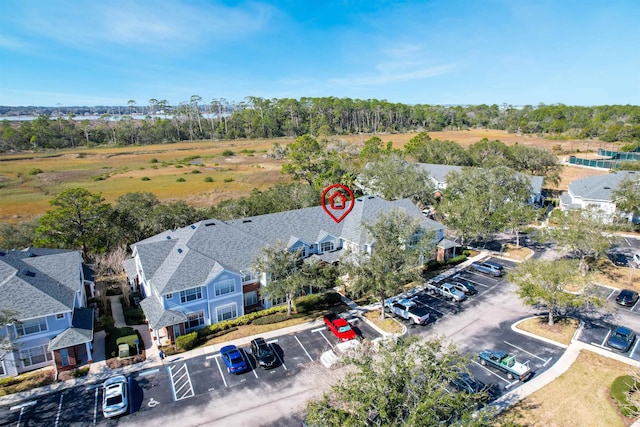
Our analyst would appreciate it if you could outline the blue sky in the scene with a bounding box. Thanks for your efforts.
[0,0,638,107]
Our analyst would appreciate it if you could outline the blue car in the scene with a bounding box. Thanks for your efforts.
[220,345,249,374]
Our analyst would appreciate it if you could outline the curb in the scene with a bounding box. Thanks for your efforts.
[510,316,570,349]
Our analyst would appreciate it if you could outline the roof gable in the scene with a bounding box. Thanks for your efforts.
[569,171,638,202]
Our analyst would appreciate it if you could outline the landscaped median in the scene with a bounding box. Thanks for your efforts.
[514,315,580,347]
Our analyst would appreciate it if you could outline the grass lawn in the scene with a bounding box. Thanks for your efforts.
[363,310,404,334]
[502,350,635,427]
[500,244,534,262]
[515,316,579,346]
[105,326,141,358]
[0,130,610,223]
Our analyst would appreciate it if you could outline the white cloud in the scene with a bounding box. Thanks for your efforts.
[0,34,25,50]
[329,63,457,87]
[21,1,277,52]
[0,88,123,106]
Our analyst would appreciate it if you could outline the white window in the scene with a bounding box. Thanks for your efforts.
[215,279,235,297]
[271,297,286,306]
[56,313,65,320]
[241,270,257,282]
[216,304,237,322]
[20,345,53,367]
[15,318,48,336]
[244,291,258,307]
[59,348,70,367]
[320,241,334,252]
[166,293,173,300]
[186,311,205,330]
[180,288,202,303]
[0,359,5,376]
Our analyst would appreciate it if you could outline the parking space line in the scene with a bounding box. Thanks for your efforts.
[630,338,640,358]
[601,329,613,347]
[543,357,553,367]
[631,298,640,311]
[93,387,99,425]
[311,327,325,333]
[243,349,259,378]
[316,330,334,348]
[10,400,37,411]
[294,335,314,361]
[271,343,288,370]
[606,289,616,300]
[455,276,489,288]
[54,393,64,427]
[503,341,546,362]
[139,368,159,377]
[472,361,511,384]
[168,363,195,401]
[214,356,228,387]
[412,299,445,316]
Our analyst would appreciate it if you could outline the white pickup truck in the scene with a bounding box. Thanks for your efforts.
[425,281,466,302]
[383,297,430,325]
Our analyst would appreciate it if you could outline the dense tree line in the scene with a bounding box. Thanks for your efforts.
[2,98,639,151]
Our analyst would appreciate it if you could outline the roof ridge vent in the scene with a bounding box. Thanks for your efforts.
[177,248,183,254]
[21,269,35,277]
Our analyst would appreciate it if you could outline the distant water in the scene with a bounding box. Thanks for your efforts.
[1,113,222,122]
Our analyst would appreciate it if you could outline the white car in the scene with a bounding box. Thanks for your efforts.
[102,375,129,418]
[320,339,361,369]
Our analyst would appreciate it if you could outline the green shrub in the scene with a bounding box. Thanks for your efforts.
[611,375,639,417]
[176,332,198,351]
[252,313,302,325]
[123,306,145,325]
[548,208,564,225]
[150,158,158,163]
[29,168,43,175]
[191,169,201,174]
[175,164,183,168]
[445,254,467,265]
[294,291,342,313]
[223,178,234,183]
[204,176,214,183]
[141,177,151,181]
[96,315,114,332]
[222,149,235,156]
[176,177,186,182]
[72,367,90,378]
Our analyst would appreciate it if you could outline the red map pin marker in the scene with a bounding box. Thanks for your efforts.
[322,184,355,223]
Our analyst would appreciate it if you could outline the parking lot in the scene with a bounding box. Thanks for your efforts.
[0,316,380,426]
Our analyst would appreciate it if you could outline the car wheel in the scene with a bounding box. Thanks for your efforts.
[480,359,487,366]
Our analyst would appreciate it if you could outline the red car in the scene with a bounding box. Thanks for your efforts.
[323,313,357,342]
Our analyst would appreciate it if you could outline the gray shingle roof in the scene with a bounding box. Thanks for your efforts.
[131,196,445,297]
[415,163,463,184]
[140,296,187,329]
[0,249,84,320]
[47,307,94,351]
[568,171,639,202]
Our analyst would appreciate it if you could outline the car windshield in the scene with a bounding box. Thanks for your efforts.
[338,325,352,333]
[106,395,123,406]
[614,331,630,340]
[258,347,272,357]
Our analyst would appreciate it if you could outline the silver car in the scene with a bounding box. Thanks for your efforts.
[102,375,128,418]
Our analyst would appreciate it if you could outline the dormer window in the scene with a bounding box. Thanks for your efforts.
[320,241,334,253]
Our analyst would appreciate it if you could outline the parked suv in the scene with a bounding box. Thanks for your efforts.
[471,261,502,277]
[250,337,276,369]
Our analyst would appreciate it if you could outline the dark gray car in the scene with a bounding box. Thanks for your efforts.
[250,337,276,369]
[606,326,636,352]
